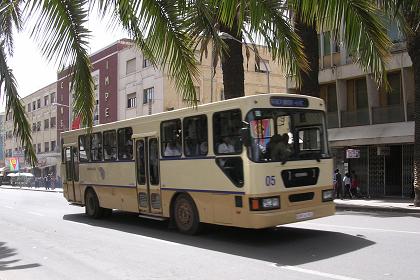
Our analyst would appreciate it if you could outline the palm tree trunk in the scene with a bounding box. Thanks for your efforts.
[405,13,420,206]
[294,17,320,97]
[220,21,244,100]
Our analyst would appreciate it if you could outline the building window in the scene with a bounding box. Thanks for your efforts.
[28,104,31,112]
[255,58,269,73]
[44,96,49,106]
[37,121,41,131]
[387,72,402,105]
[143,57,151,68]
[37,144,41,154]
[126,58,136,75]
[127,93,137,108]
[183,115,208,156]
[37,99,41,109]
[103,130,117,161]
[44,119,49,129]
[45,142,50,153]
[143,87,154,104]
[32,101,36,111]
[50,117,56,128]
[50,92,56,104]
[117,127,133,160]
[51,141,56,152]
[32,123,36,132]
[161,119,182,157]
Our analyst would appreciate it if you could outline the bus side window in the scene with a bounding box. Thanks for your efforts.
[183,115,208,156]
[90,132,103,161]
[103,130,117,161]
[161,119,182,157]
[117,127,133,160]
[213,109,242,155]
[79,135,90,162]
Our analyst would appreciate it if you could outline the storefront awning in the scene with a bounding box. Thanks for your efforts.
[328,121,414,147]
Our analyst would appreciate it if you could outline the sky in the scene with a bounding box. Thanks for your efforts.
[3,12,127,112]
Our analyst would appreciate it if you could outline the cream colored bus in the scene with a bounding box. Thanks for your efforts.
[62,93,335,234]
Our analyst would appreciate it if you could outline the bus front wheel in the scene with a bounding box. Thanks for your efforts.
[85,189,104,219]
[173,194,201,235]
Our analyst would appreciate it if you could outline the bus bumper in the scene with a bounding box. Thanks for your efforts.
[242,202,335,229]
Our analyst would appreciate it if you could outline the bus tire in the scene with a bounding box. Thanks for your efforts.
[173,193,201,235]
[85,189,104,219]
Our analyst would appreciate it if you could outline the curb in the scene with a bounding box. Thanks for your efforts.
[0,186,63,193]
[335,204,420,214]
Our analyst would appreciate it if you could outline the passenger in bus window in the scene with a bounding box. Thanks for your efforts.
[218,136,235,154]
[200,141,208,154]
[268,133,291,161]
[164,141,181,156]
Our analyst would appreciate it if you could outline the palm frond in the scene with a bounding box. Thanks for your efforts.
[26,0,94,128]
[0,41,37,166]
[0,0,23,56]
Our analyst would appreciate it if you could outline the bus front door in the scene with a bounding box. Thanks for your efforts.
[64,147,82,203]
[135,138,162,214]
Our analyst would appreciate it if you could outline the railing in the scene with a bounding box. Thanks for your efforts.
[341,108,370,127]
[407,103,414,121]
[327,112,339,128]
[372,105,404,124]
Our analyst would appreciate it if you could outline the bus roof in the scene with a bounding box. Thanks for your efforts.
[62,93,324,138]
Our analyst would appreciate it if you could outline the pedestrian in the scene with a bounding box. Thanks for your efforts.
[334,169,343,199]
[51,176,56,190]
[343,172,352,199]
[350,170,359,198]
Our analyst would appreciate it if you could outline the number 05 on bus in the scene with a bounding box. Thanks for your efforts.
[61,93,335,234]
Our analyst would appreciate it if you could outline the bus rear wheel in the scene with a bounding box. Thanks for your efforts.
[85,189,104,219]
[173,194,201,235]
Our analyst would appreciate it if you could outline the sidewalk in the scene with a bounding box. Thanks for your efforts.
[0,184,63,193]
[334,198,420,214]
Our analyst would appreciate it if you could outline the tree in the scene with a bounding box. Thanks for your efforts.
[391,0,420,206]
[0,0,201,165]
[187,0,308,100]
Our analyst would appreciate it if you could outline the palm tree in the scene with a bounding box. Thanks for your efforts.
[390,0,420,206]
[0,0,201,165]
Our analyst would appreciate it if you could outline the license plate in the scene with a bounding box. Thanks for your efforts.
[296,211,314,220]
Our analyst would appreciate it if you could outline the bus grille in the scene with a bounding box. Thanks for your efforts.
[281,167,319,188]
[289,192,314,202]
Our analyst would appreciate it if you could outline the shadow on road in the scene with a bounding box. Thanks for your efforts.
[63,211,375,266]
[0,242,41,271]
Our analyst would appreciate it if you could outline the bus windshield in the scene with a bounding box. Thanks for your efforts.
[245,109,330,163]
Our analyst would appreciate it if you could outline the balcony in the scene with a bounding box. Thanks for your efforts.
[372,105,404,124]
[327,112,339,128]
[341,108,370,127]
[407,103,414,121]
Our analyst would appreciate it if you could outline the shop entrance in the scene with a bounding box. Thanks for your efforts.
[384,146,402,196]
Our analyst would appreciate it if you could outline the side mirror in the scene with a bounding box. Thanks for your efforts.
[240,127,251,147]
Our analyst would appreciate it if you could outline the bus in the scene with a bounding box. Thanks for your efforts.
[61,93,335,234]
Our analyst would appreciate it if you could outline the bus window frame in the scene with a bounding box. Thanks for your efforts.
[183,114,208,157]
[78,134,90,162]
[160,119,182,158]
[212,109,243,156]
[117,127,133,161]
[103,129,117,161]
[90,132,103,162]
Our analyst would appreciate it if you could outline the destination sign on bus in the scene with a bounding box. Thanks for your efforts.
[270,97,309,107]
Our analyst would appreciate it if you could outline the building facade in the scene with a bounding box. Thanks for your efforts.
[4,82,59,177]
[288,25,414,198]
[0,113,4,167]
[117,43,287,120]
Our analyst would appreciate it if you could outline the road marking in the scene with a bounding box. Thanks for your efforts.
[278,265,363,280]
[27,211,44,217]
[299,222,420,235]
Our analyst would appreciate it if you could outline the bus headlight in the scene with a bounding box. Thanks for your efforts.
[250,196,280,211]
[322,189,334,202]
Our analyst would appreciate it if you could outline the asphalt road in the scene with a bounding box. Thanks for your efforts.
[1,188,419,280]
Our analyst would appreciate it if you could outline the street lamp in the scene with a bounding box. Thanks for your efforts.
[52,102,71,131]
[218,32,271,94]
